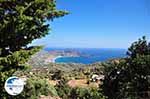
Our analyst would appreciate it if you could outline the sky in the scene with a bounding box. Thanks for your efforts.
[31,0,150,49]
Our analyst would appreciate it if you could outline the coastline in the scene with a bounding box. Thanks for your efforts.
[51,55,63,63]
[44,48,126,64]
[44,55,63,64]
[45,55,78,64]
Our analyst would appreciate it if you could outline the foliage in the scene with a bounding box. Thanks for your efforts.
[0,0,67,98]
[51,69,63,80]
[55,79,105,99]
[0,0,68,56]
[69,87,105,99]
[0,46,42,98]
[102,36,150,99]
[55,78,70,98]
[101,60,128,99]
[127,36,150,58]
[15,76,58,99]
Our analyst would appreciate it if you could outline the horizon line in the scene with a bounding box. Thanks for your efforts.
[43,46,128,50]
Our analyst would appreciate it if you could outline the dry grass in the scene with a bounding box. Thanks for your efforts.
[67,79,99,88]
[49,79,100,88]
[40,95,61,99]
[49,80,58,86]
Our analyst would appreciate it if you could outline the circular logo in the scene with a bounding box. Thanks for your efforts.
[4,76,24,95]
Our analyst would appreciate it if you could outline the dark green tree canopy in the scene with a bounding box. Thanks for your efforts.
[0,0,68,56]
[102,36,150,99]
[127,36,150,58]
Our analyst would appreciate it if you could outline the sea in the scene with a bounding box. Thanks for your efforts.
[44,48,127,64]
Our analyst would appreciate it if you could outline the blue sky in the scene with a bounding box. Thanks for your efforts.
[31,0,150,49]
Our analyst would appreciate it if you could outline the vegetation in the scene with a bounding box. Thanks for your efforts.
[1,36,147,99]
[69,87,105,99]
[16,76,58,99]
[55,79,105,99]
[102,36,150,99]
[1,36,149,99]
[16,36,150,99]
[0,46,42,98]
[0,0,68,56]
[0,0,149,99]
[0,0,67,98]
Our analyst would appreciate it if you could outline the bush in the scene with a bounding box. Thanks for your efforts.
[55,79,105,99]
[55,79,71,98]
[15,77,58,99]
[69,87,105,99]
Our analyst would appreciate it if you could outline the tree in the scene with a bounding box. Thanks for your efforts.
[126,36,150,98]
[0,0,68,56]
[101,60,129,99]
[102,36,150,99]
[127,36,150,58]
[0,0,68,98]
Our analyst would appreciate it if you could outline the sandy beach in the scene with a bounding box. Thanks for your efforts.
[51,56,63,63]
[44,55,63,63]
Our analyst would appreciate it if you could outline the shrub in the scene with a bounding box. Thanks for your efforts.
[15,77,58,99]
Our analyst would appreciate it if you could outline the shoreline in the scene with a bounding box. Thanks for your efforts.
[44,55,63,64]
[45,55,78,64]
[51,55,63,63]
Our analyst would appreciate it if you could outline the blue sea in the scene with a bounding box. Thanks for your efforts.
[44,48,127,64]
